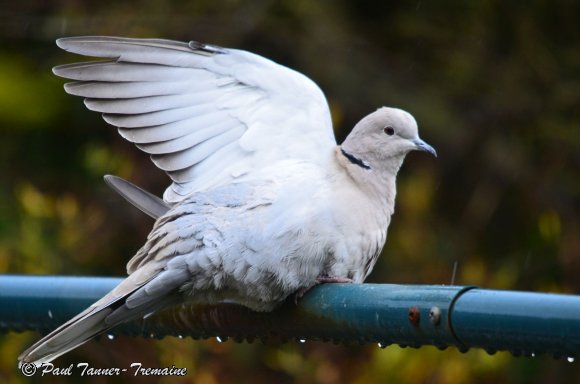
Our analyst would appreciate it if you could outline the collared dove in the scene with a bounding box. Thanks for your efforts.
[19,36,436,366]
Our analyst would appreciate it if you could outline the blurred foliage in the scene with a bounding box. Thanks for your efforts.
[0,0,579,383]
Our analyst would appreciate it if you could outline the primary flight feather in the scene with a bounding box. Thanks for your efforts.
[19,36,436,366]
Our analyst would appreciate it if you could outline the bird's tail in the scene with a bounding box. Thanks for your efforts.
[104,174,170,219]
[18,303,121,367]
[18,265,185,366]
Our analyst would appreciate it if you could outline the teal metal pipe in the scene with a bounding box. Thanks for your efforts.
[451,289,580,358]
[0,275,122,333]
[0,275,578,359]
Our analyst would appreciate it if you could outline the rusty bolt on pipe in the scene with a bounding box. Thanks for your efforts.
[408,306,421,326]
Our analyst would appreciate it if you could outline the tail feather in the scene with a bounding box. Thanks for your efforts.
[104,174,170,219]
[18,306,115,366]
[18,264,184,366]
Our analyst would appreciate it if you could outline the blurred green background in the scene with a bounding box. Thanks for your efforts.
[1,1,579,383]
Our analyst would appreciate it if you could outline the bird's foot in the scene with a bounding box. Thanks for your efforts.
[315,276,354,284]
[293,276,353,304]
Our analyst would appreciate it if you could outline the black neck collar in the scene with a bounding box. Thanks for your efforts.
[340,147,371,170]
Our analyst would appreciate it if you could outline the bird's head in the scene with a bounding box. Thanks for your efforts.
[341,107,436,173]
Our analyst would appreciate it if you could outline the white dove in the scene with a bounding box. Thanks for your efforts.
[19,36,436,365]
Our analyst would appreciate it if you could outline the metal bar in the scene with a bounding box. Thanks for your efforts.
[451,289,580,358]
[0,275,578,359]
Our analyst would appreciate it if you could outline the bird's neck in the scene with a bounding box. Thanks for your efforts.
[340,147,371,170]
[335,146,403,214]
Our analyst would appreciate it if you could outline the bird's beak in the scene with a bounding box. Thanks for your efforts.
[412,138,437,157]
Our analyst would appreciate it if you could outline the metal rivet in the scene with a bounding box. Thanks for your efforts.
[429,306,441,326]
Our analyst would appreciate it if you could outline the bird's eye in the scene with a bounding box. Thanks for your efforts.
[383,126,395,136]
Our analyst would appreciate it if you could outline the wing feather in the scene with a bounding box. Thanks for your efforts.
[54,61,196,82]
[65,78,219,99]
[54,36,336,203]
[85,93,213,114]
[136,120,237,154]
[151,126,246,171]
[103,104,217,128]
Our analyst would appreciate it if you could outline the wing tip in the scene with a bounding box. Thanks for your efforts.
[56,36,123,47]
[187,41,228,55]
[55,36,99,51]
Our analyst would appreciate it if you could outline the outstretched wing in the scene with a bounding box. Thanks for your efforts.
[54,36,336,203]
